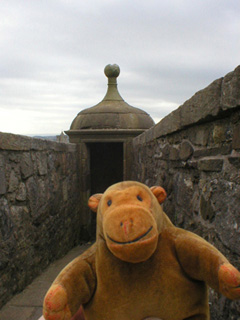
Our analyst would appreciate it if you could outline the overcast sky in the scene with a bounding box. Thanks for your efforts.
[0,0,239,135]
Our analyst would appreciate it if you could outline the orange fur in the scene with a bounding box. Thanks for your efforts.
[43,181,240,320]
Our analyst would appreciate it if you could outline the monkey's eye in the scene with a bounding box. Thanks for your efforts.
[137,195,143,201]
[107,200,112,206]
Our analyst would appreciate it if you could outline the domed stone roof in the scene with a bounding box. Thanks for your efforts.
[69,64,154,131]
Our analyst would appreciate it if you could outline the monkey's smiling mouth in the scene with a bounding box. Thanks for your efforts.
[107,226,153,244]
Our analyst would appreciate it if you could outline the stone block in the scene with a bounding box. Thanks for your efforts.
[193,146,232,158]
[133,132,146,146]
[8,170,19,192]
[198,159,223,172]
[20,153,34,179]
[190,127,209,146]
[30,138,48,151]
[160,144,170,160]
[228,156,240,169]
[16,182,27,201]
[233,123,240,149]
[169,146,179,161]
[0,167,7,195]
[179,141,194,160]
[221,65,240,110]
[0,133,31,151]
[169,161,186,169]
[0,198,13,240]
[172,173,194,220]
[180,78,222,127]
[144,127,154,143]
[153,107,181,138]
[36,153,48,176]
[213,124,226,144]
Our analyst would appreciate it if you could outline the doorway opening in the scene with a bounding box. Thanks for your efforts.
[88,142,124,195]
[87,142,124,238]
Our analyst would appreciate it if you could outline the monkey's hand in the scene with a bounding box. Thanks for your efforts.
[43,284,72,320]
[219,263,240,300]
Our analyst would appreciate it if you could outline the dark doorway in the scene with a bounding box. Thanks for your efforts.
[88,142,124,195]
[88,142,124,238]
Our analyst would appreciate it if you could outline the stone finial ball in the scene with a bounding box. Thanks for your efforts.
[104,64,120,78]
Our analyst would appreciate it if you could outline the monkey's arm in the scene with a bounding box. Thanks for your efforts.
[43,244,96,320]
[175,229,240,300]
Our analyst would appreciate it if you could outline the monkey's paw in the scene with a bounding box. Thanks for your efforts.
[219,263,240,300]
[43,284,72,320]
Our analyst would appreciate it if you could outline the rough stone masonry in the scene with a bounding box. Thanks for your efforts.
[0,134,82,308]
[0,66,240,320]
[131,66,240,319]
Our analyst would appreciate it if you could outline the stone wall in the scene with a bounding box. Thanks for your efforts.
[0,133,81,308]
[1,66,239,317]
[131,66,240,319]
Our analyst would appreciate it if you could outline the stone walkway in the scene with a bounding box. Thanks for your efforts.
[0,244,91,320]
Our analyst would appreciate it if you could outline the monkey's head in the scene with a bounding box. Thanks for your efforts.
[88,181,170,263]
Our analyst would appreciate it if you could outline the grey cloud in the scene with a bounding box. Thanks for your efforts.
[0,0,240,134]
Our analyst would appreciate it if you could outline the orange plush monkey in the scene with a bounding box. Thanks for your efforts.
[43,181,240,320]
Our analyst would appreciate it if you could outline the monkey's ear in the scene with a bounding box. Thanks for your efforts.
[150,186,167,204]
[88,194,102,212]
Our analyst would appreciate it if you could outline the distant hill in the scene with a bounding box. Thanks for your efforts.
[33,135,57,141]
[32,133,69,143]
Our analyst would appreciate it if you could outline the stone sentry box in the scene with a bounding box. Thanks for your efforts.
[65,64,154,238]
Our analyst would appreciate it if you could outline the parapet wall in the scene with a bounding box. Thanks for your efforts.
[131,66,240,319]
[0,133,81,308]
[1,66,239,317]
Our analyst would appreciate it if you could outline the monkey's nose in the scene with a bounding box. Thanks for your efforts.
[120,219,133,235]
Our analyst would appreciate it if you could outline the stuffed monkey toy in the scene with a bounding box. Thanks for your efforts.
[43,181,240,320]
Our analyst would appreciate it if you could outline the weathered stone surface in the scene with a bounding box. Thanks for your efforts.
[198,159,223,172]
[232,123,240,149]
[0,133,81,309]
[26,177,48,220]
[10,205,29,225]
[36,152,48,176]
[172,173,195,225]
[0,198,13,240]
[0,154,5,167]
[179,141,194,160]
[180,78,222,127]
[228,156,240,169]
[161,144,170,160]
[200,195,215,222]
[150,67,240,143]
[213,124,226,144]
[193,145,231,158]
[221,65,240,110]
[153,107,182,138]
[189,127,209,146]
[144,126,154,143]
[0,133,31,151]
[186,160,198,169]
[20,153,33,179]
[0,168,7,195]
[62,179,68,202]
[0,132,77,152]
[169,146,179,160]
[16,182,27,201]
[8,170,19,192]
[131,67,240,318]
